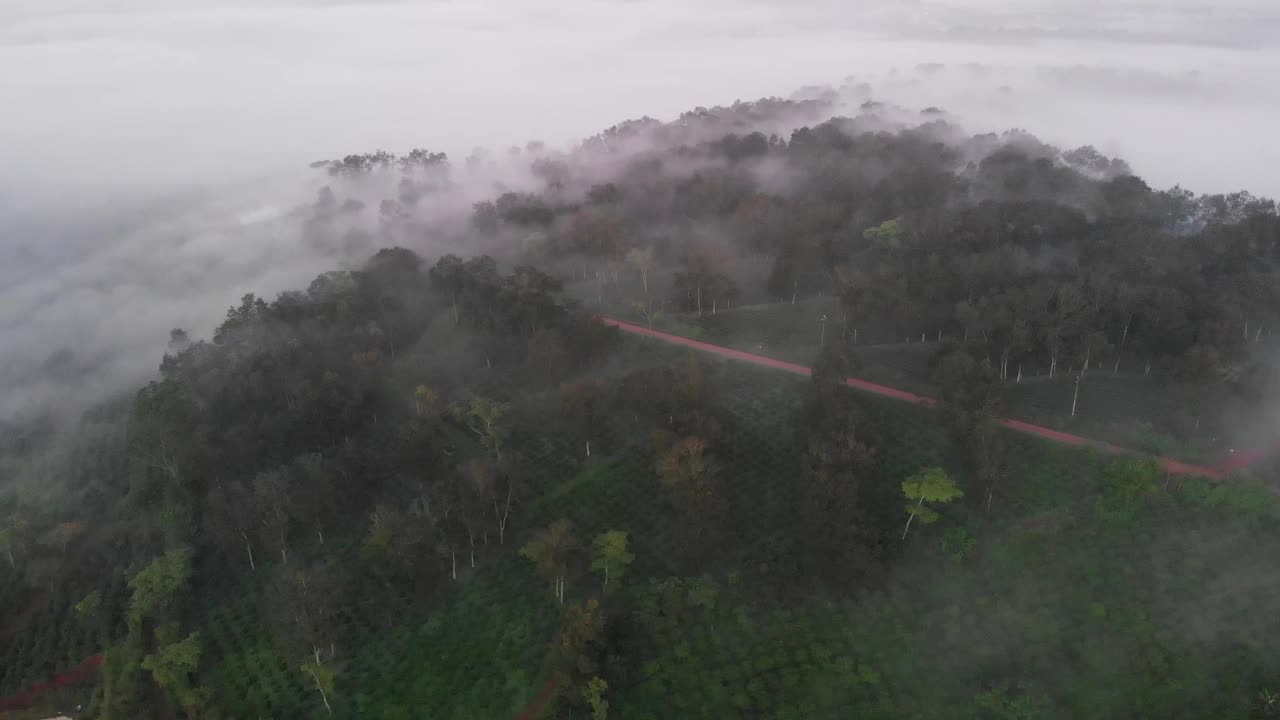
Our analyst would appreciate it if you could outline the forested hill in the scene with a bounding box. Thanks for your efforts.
[321,95,1279,407]
[2,94,1279,719]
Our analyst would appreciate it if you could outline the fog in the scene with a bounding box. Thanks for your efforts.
[5,0,1279,199]
[2,0,1280,421]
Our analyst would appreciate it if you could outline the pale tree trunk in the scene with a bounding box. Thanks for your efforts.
[602,560,609,591]
[1071,376,1081,417]
[493,483,512,545]
[242,532,255,571]
[1114,317,1130,372]
[4,548,13,568]
[305,666,332,715]
[712,298,717,315]
[642,270,648,294]
[902,496,925,539]
[1016,364,1022,383]
[317,527,325,545]
[1083,346,1091,375]
[469,532,476,568]
[585,440,591,458]
[452,292,459,326]
[451,547,457,580]
[696,285,702,316]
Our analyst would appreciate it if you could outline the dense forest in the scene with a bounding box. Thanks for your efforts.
[2,93,1280,719]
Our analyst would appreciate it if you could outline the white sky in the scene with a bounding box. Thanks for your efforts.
[2,0,1278,200]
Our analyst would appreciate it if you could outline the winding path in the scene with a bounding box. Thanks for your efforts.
[600,316,1266,479]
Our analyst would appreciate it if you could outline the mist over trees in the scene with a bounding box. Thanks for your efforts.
[2,92,1279,718]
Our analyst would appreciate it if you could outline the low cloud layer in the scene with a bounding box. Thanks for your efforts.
[2,0,1279,422]
[4,0,1278,199]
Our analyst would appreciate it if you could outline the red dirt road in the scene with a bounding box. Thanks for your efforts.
[600,316,1255,479]
[514,679,558,720]
[0,654,103,713]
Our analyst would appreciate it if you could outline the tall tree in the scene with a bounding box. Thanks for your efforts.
[449,398,509,461]
[253,469,295,565]
[205,481,259,571]
[655,436,716,522]
[625,246,655,294]
[590,530,635,591]
[520,519,580,603]
[901,467,963,539]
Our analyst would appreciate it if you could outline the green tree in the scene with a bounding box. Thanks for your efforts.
[75,590,103,624]
[142,628,210,718]
[521,519,580,602]
[632,299,662,329]
[302,660,337,715]
[863,218,903,250]
[656,436,716,519]
[1095,457,1160,524]
[552,598,609,708]
[930,346,1000,445]
[625,246,655,294]
[449,397,509,461]
[901,467,963,539]
[128,548,191,630]
[584,676,610,720]
[590,531,635,591]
